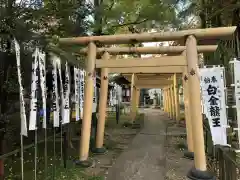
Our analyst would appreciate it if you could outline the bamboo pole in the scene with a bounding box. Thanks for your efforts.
[78,45,218,55]
[186,35,207,172]
[95,52,110,152]
[173,73,180,121]
[79,42,96,162]
[59,26,236,45]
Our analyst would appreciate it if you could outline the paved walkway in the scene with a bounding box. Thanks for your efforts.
[106,109,187,180]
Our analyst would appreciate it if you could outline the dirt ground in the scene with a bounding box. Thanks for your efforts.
[164,119,192,180]
[84,113,144,178]
[83,109,193,180]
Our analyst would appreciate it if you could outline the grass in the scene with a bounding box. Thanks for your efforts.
[3,111,144,180]
[106,114,125,127]
[4,139,102,180]
[179,112,185,121]
[3,131,102,179]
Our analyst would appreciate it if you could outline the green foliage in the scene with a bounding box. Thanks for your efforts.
[0,0,92,51]
[41,0,92,38]
[2,66,19,93]
[92,0,181,35]
[177,0,240,28]
[0,0,92,98]
[176,0,240,66]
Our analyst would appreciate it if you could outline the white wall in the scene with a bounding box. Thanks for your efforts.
[148,89,162,99]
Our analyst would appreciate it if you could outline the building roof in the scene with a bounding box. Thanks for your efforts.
[110,75,130,86]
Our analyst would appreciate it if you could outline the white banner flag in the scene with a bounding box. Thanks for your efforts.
[232,60,240,145]
[113,84,118,105]
[52,57,60,127]
[38,51,47,128]
[56,60,64,123]
[62,62,70,124]
[109,88,113,106]
[118,85,122,103]
[126,89,130,97]
[29,48,39,130]
[200,67,228,146]
[79,70,85,117]
[92,72,97,113]
[74,67,80,121]
[14,39,28,136]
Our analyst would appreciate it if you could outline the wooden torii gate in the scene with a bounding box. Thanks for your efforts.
[122,74,177,118]
[59,26,236,180]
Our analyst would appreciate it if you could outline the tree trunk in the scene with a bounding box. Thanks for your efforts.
[232,5,240,57]
[0,39,11,179]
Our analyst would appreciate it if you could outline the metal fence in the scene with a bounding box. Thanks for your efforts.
[204,117,240,180]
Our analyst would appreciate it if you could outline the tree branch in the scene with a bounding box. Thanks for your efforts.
[102,0,115,28]
[111,18,148,28]
[207,3,240,20]
[107,0,115,11]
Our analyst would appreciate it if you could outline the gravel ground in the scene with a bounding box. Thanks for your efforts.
[164,119,193,180]
[106,109,193,180]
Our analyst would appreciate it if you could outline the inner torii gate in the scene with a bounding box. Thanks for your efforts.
[122,73,181,119]
[59,26,236,180]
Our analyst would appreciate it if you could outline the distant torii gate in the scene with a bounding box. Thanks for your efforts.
[123,73,181,118]
[59,26,236,180]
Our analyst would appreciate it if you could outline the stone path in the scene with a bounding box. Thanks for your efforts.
[106,109,192,180]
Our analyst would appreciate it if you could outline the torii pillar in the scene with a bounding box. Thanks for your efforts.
[135,88,140,112]
[186,35,214,180]
[182,68,194,160]
[173,74,180,121]
[180,50,194,160]
[93,51,110,154]
[76,42,96,167]
[130,74,137,122]
[167,87,172,118]
[169,84,175,119]
[163,89,167,112]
